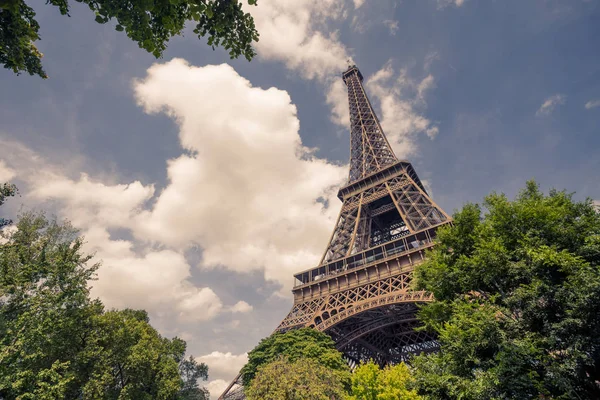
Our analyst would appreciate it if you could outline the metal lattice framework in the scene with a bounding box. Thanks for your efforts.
[345,66,397,183]
[219,65,452,400]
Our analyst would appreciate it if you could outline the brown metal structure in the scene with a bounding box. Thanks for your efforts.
[219,65,451,400]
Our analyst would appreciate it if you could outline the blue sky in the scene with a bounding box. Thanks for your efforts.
[1,0,599,397]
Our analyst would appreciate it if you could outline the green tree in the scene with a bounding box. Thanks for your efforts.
[0,206,209,399]
[241,327,350,387]
[0,0,259,79]
[414,181,600,399]
[178,355,210,400]
[349,361,380,400]
[349,361,422,400]
[0,182,17,227]
[0,212,99,398]
[81,309,208,399]
[246,356,348,400]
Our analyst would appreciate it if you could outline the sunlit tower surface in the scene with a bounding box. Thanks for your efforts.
[220,65,452,399]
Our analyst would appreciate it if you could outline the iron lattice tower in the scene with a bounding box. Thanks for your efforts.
[219,65,451,400]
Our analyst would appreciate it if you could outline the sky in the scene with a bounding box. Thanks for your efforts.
[1,0,600,397]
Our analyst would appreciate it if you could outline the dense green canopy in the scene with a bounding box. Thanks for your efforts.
[0,189,209,399]
[414,181,600,399]
[348,361,422,400]
[246,357,348,400]
[241,327,350,388]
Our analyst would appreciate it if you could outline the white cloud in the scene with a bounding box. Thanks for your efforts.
[585,100,600,110]
[249,0,350,82]
[437,0,467,8]
[29,173,154,229]
[424,51,440,71]
[326,60,439,159]
[206,379,229,400]
[245,0,440,166]
[245,0,358,139]
[326,79,349,127]
[0,155,222,323]
[198,350,249,398]
[417,74,436,102]
[536,94,566,116]
[3,60,347,305]
[383,20,400,35]
[197,351,249,380]
[0,160,16,182]
[364,62,439,158]
[230,301,253,313]
[132,59,346,289]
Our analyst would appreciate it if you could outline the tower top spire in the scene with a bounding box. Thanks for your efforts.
[343,64,397,183]
[343,64,363,83]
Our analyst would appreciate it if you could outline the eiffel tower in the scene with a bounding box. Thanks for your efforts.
[219,65,452,399]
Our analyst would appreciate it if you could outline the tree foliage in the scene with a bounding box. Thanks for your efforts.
[348,361,422,400]
[0,196,209,399]
[178,355,210,400]
[414,181,600,399]
[241,327,350,387]
[1,0,259,79]
[246,356,348,400]
[0,182,17,228]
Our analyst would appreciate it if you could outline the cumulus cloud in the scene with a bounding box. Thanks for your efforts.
[0,156,227,323]
[198,351,250,398]
[536,94,566,116]
[0,160,16,182]
[244,0,440,165]
[326,79,349,127]
[230,301,253,313]
[206,379,229,400]
[585,100,600,110]
[2,60,347,309]
[246,0,355,137]
[326,60,439,159]
[249,0,350,82]
[197,351,249,379]
[29,173,154,229]
[84,227,224,322]
[364,62,439,158]
[132,59,346,289]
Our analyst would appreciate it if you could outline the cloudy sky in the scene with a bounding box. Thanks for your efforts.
[1,0,600,397]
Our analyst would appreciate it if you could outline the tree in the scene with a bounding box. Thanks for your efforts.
[348,361,422,400]
[178,355,210,400]
[0,204,209,399]
[246,356,348,400]
[413,181,600,399]
[0,0,259,79]
[241,327,350,387]
[81,309,209,399]
[0,182,17,228]
[0,211,99,398]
